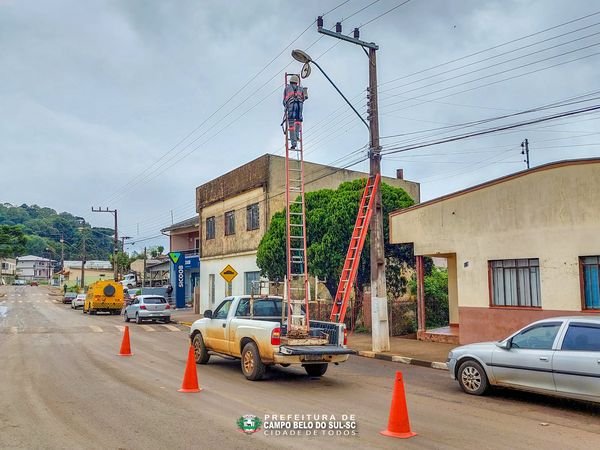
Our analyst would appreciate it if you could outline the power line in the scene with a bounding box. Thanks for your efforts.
[358,0,412,29]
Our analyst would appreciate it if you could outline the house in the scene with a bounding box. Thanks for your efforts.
[130,256,171,286]
[61,260,113,287]
[194,153,420,313]
[389,158,600,345]
[1,257,16,284]
[15,255,53,281]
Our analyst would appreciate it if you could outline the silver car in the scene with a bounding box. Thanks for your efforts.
[124,295,171,324]
[447,316,600,403]
[71,294,86,309]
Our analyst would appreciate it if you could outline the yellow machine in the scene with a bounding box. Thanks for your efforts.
[84,281,124,315]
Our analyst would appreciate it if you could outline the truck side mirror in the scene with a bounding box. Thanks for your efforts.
[203,310,213,319]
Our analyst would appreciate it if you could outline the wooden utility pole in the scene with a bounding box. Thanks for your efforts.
[316,19,390,351]
[91,207,118,281]
[143,247,147,288]
[521,138,530,169]
[80,228,87,290]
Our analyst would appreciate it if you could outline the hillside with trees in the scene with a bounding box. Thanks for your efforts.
[0,203,114,260]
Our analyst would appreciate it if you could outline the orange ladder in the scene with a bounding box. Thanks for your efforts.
[330,174,381,323]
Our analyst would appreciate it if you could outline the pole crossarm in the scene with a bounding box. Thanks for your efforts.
[317,26,379,50]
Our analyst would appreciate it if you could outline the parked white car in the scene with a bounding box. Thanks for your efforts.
[447,316,600,403]
[71,294,86,309]
[124,295,171,324]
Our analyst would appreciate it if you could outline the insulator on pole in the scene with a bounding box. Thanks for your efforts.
[317,16,324,28]
[335,22,342,33]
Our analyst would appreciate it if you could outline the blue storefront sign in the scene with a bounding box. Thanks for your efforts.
[169,252,186,309]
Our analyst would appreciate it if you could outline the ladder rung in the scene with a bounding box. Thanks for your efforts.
[290,212,303,216]
[290,224,303,227]
[290,247,305,251]
[290,235,304,239]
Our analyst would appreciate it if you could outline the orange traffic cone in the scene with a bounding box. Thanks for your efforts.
[178,345,202,393]
[380,371,417,439]
[118,326,133,356]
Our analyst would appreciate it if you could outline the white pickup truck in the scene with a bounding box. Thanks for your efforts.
[189,295,353,380]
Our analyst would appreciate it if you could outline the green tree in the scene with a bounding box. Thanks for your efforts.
[257,179,418,323]
[0,225,27,258]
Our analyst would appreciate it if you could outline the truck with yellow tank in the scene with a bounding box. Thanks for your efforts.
[83,281,124,315]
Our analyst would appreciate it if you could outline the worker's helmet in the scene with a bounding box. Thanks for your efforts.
[289,74,300,84]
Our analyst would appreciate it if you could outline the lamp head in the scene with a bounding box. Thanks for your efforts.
[291,49,312,64]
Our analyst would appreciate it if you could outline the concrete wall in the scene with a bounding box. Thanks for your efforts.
[198,252,260,312]
[169,229,199,252]
[200,187,267,259]
[390,160,600,343]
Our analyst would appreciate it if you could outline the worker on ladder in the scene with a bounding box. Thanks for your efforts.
[283,74,307,149]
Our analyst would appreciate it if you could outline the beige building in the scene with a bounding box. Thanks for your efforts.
[195,153,420,312]
[62,260,113,287]
[389,159,600,345]
[1,257,16,284]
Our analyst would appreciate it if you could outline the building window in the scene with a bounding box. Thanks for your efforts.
[581,256,600,309]
[244,271,260,295]
[194,237,200,253]
[206,216,215,240]
[246,203,260,231]
[490,259,541,307]
[208,274,215,305]
[225,211,235,236]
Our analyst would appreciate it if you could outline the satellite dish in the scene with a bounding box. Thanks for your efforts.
[301,62,311,79]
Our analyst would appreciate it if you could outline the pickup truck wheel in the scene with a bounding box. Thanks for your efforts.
[192,334,210,364]
[241,342,265,381]
[304,363,328,377]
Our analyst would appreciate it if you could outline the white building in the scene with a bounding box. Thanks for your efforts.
[1,257,17,284]
[16,255,54,281]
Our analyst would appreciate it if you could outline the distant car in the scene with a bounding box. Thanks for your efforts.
[71,294,86,309]
[447,316,600,404]
[124,295,171,324]
[63,292,77,304]
[12,279,26,286]
[30,281,39,286]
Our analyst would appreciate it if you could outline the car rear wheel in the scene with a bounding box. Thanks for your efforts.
[241,342,265,381]
[304,363,328,377]
[192,333,210,364]
[457,360,489,395]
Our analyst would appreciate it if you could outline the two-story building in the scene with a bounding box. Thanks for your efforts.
[161,217,200,304]
[15,255,53,281]
[1,257,17,284]
[194,153,420,313]
[61,260,113,287]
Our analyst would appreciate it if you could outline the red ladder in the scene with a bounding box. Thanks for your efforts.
[330,174,381,323]
[284,72,310,337]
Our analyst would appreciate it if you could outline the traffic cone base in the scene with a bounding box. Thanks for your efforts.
[178,345,202,393]
[380,371,417,439]
[118,326,133,356]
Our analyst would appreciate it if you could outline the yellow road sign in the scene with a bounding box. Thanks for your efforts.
[220,264,238,283]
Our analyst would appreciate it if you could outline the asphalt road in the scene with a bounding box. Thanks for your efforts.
[1,286,599,450]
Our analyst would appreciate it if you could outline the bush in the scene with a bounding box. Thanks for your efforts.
[408,267,449,329]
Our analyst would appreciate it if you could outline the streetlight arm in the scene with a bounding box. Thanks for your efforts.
[309,59,370,131]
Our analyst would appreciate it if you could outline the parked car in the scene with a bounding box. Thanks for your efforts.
[71,294,86,309]
[63,292,77,304]
[447,316,600,403]
[30,281,39,286]
[12,279,26,286]
[124,295,171,324]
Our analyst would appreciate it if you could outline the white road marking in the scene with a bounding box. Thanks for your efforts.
[140,325,155,332]
[89,326,104,333]
[161,324,180,332]
[115,325,124,332]
[10,327,18,333]
[18,300,23,303]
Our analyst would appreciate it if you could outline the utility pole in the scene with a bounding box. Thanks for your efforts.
[521,138,530,169]
[60,235,65,271]
[143,246,147,288]
[120,235,132,280]
[316,17,390,351]
[79,226,87,290]
[91,207,118,281]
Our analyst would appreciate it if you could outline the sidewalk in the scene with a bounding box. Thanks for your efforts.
[170,310,454,371]
[347,333,454,371]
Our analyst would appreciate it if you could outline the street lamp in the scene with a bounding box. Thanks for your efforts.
[291,49,369,130]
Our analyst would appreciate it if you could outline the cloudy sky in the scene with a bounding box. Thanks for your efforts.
[1,0,599,252]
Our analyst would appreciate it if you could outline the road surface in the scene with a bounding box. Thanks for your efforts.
[0,286,598,449]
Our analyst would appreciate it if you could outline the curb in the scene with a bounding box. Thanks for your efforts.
[357,350,448,371]
[173,320,448,371]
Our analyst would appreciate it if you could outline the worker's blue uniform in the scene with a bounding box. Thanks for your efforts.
[283,83,306,149]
